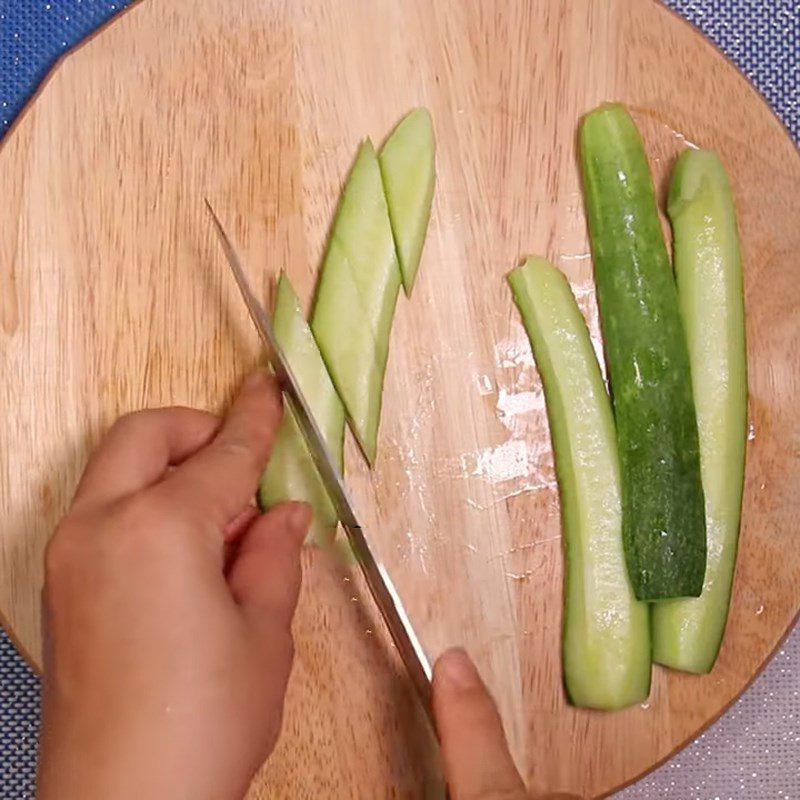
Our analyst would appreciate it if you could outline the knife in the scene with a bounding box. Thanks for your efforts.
[205,199,434,722]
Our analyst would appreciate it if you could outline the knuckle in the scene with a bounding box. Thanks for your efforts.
[215,437,262,473]
[44,520,81,585]
[117,493,174,542]
[108,409,149,437]
[115,499,151,538]
[93,497,178,566]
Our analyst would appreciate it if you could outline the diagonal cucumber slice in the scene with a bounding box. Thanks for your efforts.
[508,257,651,710]
[379,107,436,295]
[311,139,402,464]
[652,150,748,673]
[258,275,345,545]
[330,140,402,342]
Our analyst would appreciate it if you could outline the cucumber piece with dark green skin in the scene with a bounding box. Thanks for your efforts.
[379,108,436,295]
[652,150,747,672]
[579,103,706,600]
[259,275,345,545]
[311,139,402,464]
[508,257,651,709]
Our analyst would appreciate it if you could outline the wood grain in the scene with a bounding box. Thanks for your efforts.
[1,0,798,796]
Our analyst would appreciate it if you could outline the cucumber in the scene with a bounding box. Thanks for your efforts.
[580,103,706,601]
[311,238,383,451]
[259,275,345,545]
[508,257,651,710]
[379,108,436,295]
[311,139,401,464]
[652,150,748,672]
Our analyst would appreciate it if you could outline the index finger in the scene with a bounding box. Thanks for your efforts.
[157,371,283,529]
[432,649,528,800]
[72,407,220,510]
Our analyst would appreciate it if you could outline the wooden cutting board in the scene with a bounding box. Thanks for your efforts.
[1,0,798,796]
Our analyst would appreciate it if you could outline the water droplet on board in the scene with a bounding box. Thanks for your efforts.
[748,422,756,441]
[755,604,765,616]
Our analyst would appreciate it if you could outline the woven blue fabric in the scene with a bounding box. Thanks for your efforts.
[667,0,799,141]
[0,0,128,135]
[0,2,797,797]
[1,1,799,139]
[0,647,39,799]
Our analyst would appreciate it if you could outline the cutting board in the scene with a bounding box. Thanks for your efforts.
[1,0,798,796]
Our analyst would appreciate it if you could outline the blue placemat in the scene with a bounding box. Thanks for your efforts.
[0,2,798,798]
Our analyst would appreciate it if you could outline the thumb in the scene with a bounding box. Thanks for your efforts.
[432,648,528,800]
[162,371,284,530]
[228,501,311,632]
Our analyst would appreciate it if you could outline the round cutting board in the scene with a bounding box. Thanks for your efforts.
[1,0,798,796]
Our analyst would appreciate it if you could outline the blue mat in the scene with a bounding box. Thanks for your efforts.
[0,2,798,797]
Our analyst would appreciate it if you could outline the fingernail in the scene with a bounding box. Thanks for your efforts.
[438,647,480,690]
[288,503,312,536]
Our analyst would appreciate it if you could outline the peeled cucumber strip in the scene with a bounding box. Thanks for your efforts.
[311,237,382,447]
[508,257,651,709]
[379,107,436,295]
[311,140,401,464]
[652,150,748,673]
[580,103,707,601]
[258,275,345,545]
[330,139,402,344]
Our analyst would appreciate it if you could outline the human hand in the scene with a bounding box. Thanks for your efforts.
[433,648,529,800]
[37,372,310,800]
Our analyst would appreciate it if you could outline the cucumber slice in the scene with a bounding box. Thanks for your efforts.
[580,103,706,601]
[311,237,382,450]
[652,150,748,672]
[259,275,345,545]
[311,140,401,463]
[508,257,651,710]
[330,140,402,344]
[379,107,436,295]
